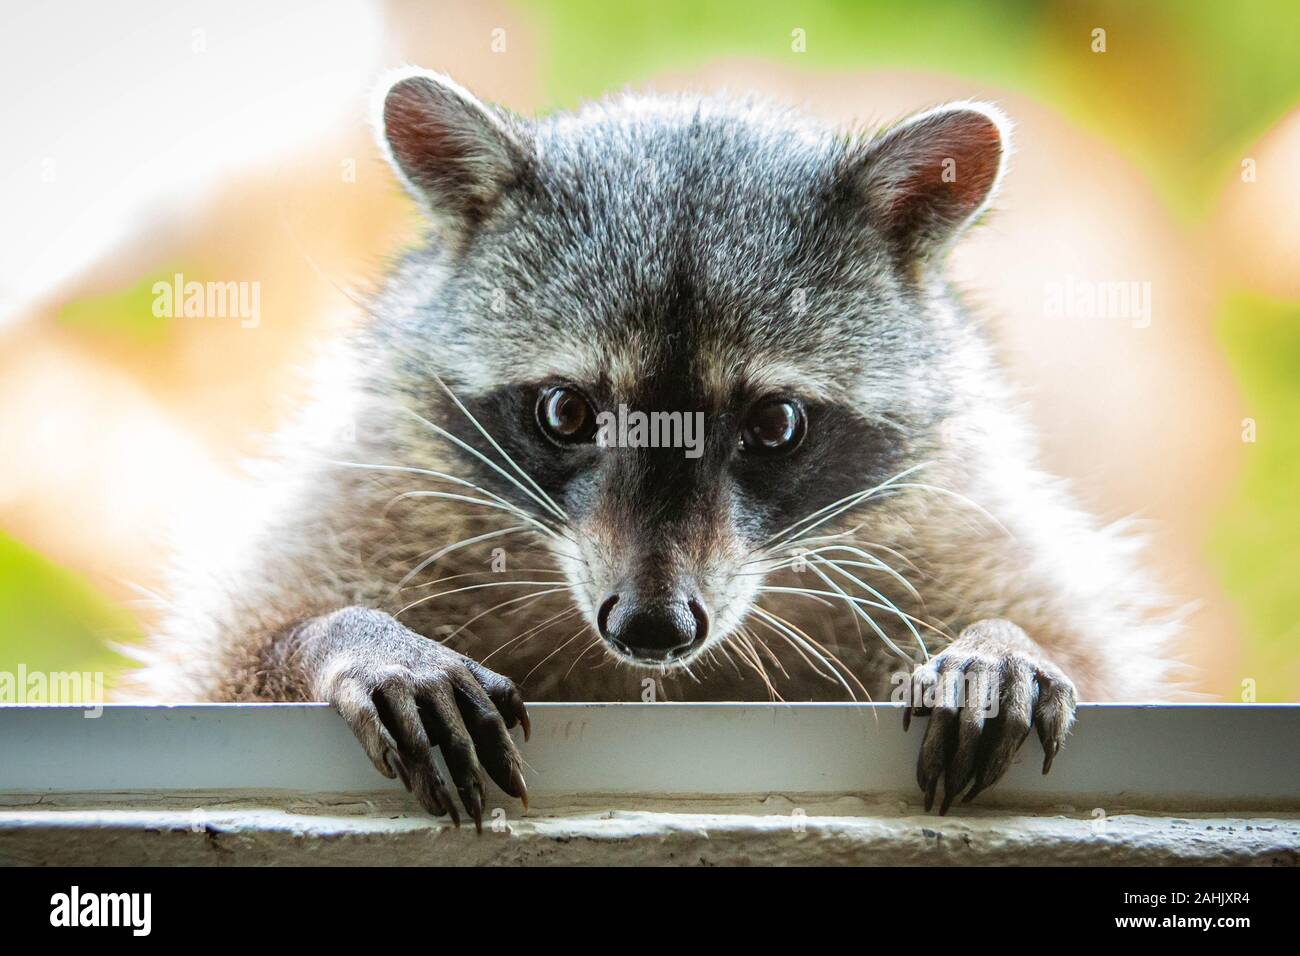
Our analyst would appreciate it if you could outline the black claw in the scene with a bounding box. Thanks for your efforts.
[509,765,529,810]
[923,777,938,812]
[418,788,447,819]
[902,707,911,732]
[1042,742,1058,775]
[462,787,483,834]
[939,785,957,815]
[389,753,410,789]
[440,782,460,826]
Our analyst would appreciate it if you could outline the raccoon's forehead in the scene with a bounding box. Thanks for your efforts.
[433,107,906,402]
[444,319,854,402]
[437,270,899,408]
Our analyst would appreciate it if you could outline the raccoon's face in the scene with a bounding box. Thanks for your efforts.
[377,70,1007,667]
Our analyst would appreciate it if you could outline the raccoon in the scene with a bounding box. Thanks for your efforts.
[127,69,1180,823]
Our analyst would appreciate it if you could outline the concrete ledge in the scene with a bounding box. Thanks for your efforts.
[2,792,1297,866]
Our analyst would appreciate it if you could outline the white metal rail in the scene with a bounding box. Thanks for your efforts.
[1,703,1297,807]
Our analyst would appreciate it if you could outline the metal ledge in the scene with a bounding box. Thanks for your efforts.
[1,703,1297,808]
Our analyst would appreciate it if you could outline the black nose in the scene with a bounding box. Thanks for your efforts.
[597,591,709,661]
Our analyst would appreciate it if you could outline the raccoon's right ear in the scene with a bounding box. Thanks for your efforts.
[850,101,1011,266]
[374,69,530,246]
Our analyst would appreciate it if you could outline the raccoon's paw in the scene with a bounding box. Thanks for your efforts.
[902,618,1076,814]
[308,607,530,831]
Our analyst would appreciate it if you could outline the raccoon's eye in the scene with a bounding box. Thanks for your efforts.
[740,397,806,455]
[537,385,598,444]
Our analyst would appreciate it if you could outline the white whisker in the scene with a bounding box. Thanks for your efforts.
[749,613,831,682]
[432,376,570,521]
[395,524,530,590]
[393,490,562,541]
[805,560,914,662]
[562,637,604,683]
[522,623,592,686]
[873,482,1008,536]
[756,584,941,644]
[812,555,932,658]
[743,626,791,681]
[396,580,570,618]
[749,606,866,701]
[762,542,921,603]
[399,406,570,526]
[760,462,931,550]
[480,607,582,666]
[401,568,567,596]
[328,457,568,542]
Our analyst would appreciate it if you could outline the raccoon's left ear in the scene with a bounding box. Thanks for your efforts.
[374,68,531,248]
[850,102,1010,264]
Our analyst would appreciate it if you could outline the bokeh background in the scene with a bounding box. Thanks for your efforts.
[2,0,1297,700]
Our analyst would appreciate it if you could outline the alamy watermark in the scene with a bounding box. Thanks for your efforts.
[889,668,1000,717]
[0,665,104,717]
[1043,275,1151,329]
[50,885,151,936]
[152,272,261,328]
[595,403,705,459]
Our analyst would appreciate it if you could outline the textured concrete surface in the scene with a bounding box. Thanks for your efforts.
[2,791,1297,865]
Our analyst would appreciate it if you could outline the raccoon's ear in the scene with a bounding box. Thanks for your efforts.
[374,69,530,246]
[851,102,1010,263]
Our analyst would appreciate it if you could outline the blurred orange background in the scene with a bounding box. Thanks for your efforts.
[1,0,1298,700]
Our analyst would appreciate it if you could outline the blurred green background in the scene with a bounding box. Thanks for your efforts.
[1,0,1296,700]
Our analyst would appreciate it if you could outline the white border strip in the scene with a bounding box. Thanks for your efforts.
[1,703,1297,806]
